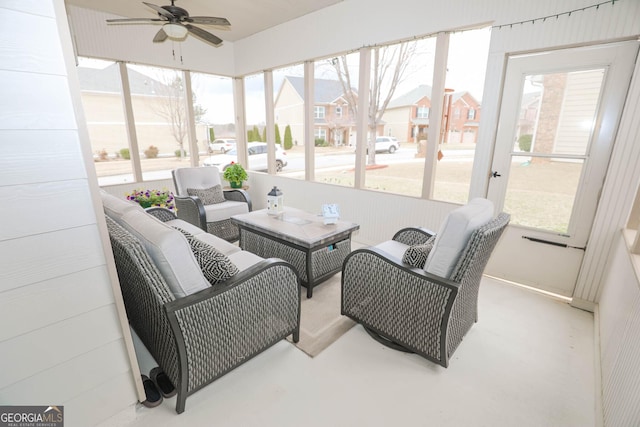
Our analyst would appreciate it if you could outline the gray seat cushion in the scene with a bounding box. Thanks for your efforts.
[204,200,249,223]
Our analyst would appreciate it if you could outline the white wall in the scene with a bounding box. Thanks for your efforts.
[598,232,640,427]
[0,1,138,425]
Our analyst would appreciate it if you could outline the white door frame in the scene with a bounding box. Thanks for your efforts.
[485,41,638,298]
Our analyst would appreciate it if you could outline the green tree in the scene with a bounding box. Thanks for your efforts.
[208,127,215,142]
[253,125,262,142]
[284,125,293,150]
[262,126,267,142]
[275,123,282,145]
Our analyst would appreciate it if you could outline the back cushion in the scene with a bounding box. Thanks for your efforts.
[424,198,494,278]
[119,209,210,298]
[101,190,143,222]
[174,167,221,196]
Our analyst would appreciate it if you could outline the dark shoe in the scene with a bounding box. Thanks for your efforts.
[150,367,176,398]
[141,374,163,408]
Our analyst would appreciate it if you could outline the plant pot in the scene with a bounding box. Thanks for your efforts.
[229,181,243,189]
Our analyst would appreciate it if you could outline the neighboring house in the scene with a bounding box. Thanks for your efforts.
[78,64,208,158]
[383,85,482,144]
[274,76,358,146]
[516,69,603,156]
[384,84,433,143]
[446,91,482,144]
[517,91,541,140]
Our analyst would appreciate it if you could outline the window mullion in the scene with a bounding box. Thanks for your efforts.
[118,62,142,182]
[422,33,450,199]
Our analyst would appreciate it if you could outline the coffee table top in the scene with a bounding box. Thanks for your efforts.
[231,207,359,248]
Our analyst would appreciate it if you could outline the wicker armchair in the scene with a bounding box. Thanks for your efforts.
[172,167,252,242]
[106,216,300,413]
[342,210,509,368]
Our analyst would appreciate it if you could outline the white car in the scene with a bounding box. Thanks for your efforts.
[203,142,288,172]
[373,136,399,153]
[208,138,236,154]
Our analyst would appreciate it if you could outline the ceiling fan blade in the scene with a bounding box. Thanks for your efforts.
[185,24,223,46]
[106,18,164,23]
[153,28,168,42]
[187,17,231,26]
[143,2,175,19]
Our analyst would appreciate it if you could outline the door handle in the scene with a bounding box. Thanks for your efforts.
[491,171,501,178]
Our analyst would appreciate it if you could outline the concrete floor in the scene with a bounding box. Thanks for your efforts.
[118,275,595,427]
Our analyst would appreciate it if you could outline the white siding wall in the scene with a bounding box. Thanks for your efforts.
[599,232,640,427]
[0,1,137,425]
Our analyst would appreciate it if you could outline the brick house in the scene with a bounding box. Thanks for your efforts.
[384,85,433,143]
[383,85,482,144]
[274,76,358,146]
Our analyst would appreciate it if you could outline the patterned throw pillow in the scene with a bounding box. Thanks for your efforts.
[186,185,226,205]
[402,235,436,269]
[173,227,239,286]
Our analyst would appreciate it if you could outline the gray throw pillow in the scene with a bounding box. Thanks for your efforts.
[186,184,226,205]
[402,235,436,269]
[173,227,239,286]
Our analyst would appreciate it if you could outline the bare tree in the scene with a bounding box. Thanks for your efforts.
[332,42,417,165]
[150,75,206,157]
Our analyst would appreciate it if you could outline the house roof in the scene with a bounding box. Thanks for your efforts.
[387,84,433,109]
[283,75,355,103]
[77,63,168,96]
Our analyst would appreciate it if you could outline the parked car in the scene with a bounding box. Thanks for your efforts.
[373,136,399,153]
[208,138,236,154]
[203,142,288,172]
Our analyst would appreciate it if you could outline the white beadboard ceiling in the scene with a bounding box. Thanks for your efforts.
[64,0,344,43]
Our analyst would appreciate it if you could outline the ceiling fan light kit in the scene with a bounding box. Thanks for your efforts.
[105,0,230,46]
[163,23,188,39]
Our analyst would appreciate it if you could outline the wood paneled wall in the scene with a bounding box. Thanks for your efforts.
[0,1,137,425]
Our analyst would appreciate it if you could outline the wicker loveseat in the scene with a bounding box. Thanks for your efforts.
[101,191,300,413]
[342,199,509,368]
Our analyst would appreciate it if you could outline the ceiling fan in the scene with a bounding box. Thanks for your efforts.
[106,1,230,47]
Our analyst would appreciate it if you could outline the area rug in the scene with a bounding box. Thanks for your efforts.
[286,272,355,357]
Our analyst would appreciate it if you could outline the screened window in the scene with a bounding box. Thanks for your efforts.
[77,57,132,185]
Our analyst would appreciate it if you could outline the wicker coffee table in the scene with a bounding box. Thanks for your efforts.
[231,207,359,298]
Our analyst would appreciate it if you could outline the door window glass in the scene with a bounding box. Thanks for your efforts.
[505,69,605,233]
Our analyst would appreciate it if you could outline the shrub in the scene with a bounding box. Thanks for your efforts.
[518,134,533,152]
[315,138,328,147]
[144,145,159,158]
[208,127,215,142]
[284,125,293,150]
[119,148,130,160]
[175,149,187,158]
[98,149,109,161]
[275,123,282,145]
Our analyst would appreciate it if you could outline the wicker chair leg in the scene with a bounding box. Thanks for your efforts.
[175,393,186,414]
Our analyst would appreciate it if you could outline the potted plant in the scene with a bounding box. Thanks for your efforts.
[223,162,248,188]
[126,189,175,210]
